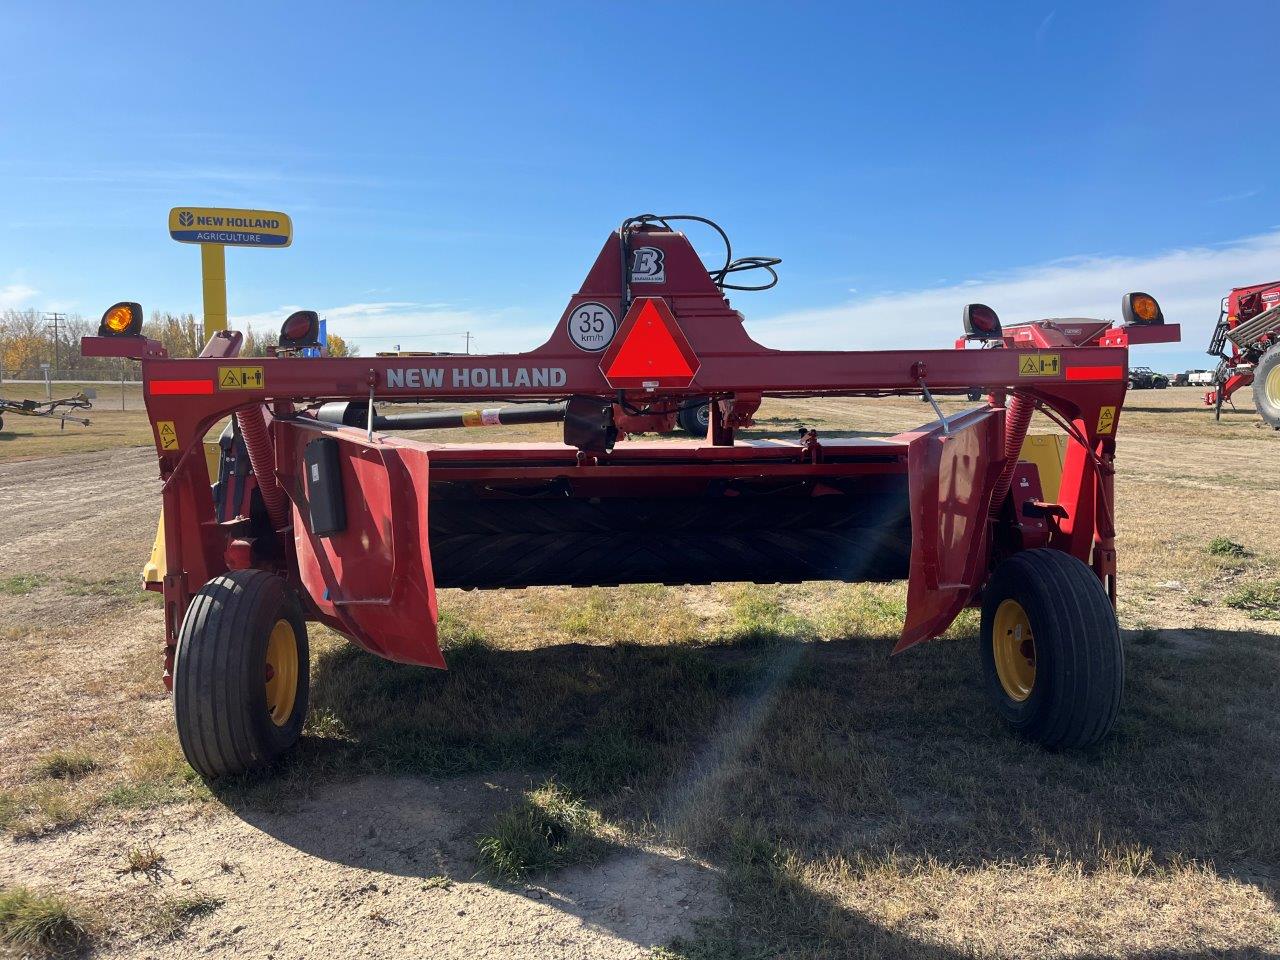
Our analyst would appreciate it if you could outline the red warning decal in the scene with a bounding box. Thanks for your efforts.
[600,298,699,389]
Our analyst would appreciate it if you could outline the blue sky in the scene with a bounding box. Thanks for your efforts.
[3,1,1279,368]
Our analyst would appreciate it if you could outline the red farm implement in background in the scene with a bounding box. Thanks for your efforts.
[1205,279,1280,427]
[83,216,1180,779]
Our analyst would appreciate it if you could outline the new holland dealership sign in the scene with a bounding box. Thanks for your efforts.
[168,207,293,247]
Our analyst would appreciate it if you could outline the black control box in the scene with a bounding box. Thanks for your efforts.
[304,436,346,536]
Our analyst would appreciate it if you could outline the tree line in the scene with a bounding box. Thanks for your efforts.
[0,308,355,379]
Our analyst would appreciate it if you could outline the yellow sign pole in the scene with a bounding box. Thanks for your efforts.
[168,207,293,338]
[200,243,227,334]
[148,207,292,588]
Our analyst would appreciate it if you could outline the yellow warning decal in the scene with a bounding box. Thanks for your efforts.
[156,420,179,450]
[217,365,265,390]
[1018,353,1061,377]
[1096,405,1116,435]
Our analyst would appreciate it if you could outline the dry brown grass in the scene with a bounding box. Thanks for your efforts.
[0,884,91,956]
[1,388,1278,957]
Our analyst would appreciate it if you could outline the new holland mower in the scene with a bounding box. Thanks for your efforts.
[82,216,1180,779]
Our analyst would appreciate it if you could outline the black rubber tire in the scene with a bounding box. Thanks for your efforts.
[980,549,1122,749]
[677,399,711,436]
[173,570,309,779]
[1252,344,1280,429]
[966,388,984,402]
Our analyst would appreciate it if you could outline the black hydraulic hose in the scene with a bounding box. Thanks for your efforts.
[372,402,567,431]
[619,213,781,297]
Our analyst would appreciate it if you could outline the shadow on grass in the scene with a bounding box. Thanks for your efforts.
[210,620,1280,958]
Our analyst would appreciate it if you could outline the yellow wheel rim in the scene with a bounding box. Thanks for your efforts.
[992,599,1036,702]
[1265,364,1280,406]
[264,619,299,726]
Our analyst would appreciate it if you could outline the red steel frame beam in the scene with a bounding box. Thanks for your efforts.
[89,340,1139,445]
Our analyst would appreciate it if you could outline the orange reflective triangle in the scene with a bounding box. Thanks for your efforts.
[603,299,696,383]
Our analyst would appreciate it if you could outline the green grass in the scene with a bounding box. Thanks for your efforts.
[1130,623,1161,645]
[294,627,768,803]
[554,584,703,645]
[60,574,155,602]
[0,784,87,838]
[0,571,151,605]
[105,733,207,801]
[476,781,606,881]
[0,573,44,595]
[1207,536,1250,558]
[101,735,210,814]
[104,776,208,809]
[0,886,89,956]
[724,589,817,643]
[35,750,99,780]
[303,708,351,740]
[1224,581,1280,620]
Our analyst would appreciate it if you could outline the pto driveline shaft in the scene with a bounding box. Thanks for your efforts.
[372,402,567,431]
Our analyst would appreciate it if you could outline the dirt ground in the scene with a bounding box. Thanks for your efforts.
[1,387,1278,958]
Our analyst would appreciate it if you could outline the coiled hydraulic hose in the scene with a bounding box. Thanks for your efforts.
[236,405,290,532]
[988,392,1034,518]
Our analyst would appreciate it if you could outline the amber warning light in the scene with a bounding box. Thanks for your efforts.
[98,301,143,337]
[1122,292,1163,325]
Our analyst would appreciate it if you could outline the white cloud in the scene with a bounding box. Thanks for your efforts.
[749,230,1280,365]
[1035,10,1057,45]
[230,301,538,355]
[0,283,38,309]
[1210,188,1260,204]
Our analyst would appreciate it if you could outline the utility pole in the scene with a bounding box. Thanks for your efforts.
[464,331,472,355]
[45,312,65,378]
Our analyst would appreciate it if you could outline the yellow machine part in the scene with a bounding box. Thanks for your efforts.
[142,442,222,585]
[1020,433,1066,502]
